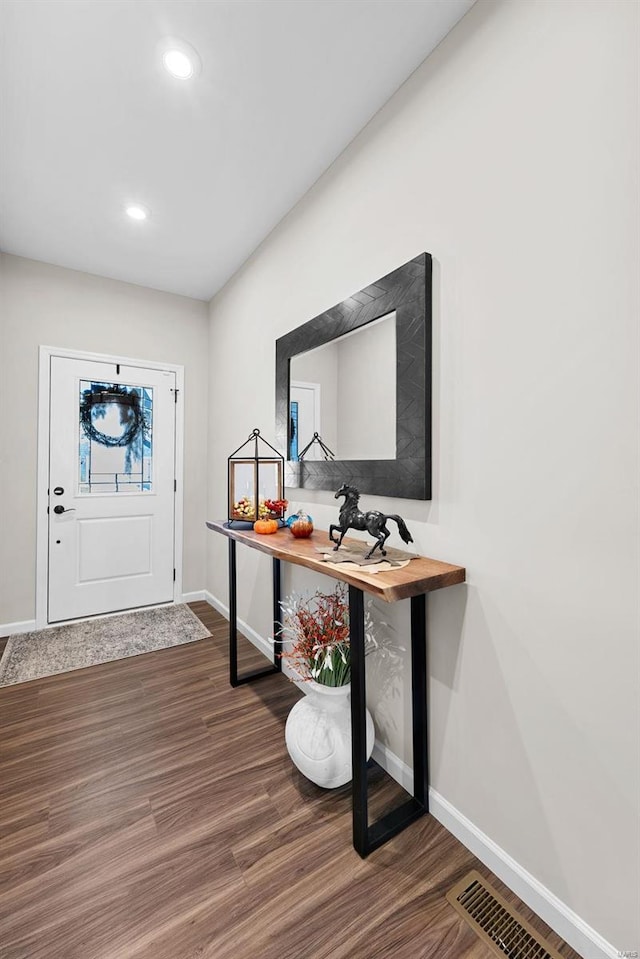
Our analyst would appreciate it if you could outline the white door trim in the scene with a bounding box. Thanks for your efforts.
[290,380,321,429]
[36,345,185,629]
[290,380,321,458]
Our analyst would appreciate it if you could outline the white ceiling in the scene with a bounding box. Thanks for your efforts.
[0,0,474,301]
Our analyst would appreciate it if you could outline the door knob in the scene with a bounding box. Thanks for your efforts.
[53,505,76,514]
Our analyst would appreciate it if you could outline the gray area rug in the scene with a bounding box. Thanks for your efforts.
[0,604,210,687]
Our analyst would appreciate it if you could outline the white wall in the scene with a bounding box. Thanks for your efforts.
[0,254,209,625]
[336,313,396,459]
[207,0,639,954]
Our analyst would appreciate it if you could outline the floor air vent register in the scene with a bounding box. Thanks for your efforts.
[446,871,565,959]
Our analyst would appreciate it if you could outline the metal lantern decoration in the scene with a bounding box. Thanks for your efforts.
[227,428,285,526]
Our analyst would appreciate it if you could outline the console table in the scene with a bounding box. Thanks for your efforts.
[207,521,465,857]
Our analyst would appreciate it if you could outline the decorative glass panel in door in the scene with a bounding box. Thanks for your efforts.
[78,381,153,493]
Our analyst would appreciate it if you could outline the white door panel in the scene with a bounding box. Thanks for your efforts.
[76,515,153,582]
[48,356,176,622]
[290,382,320,460]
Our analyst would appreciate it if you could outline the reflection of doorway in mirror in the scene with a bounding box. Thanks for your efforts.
[288,312,395,461]
[290,382,321,460]
[289,401,299,460]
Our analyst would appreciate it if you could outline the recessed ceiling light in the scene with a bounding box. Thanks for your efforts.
[163,49,194,80]
[125,204,149,221]
[159,37,201,80]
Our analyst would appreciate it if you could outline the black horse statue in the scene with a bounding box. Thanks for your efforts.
[329,484,414,560]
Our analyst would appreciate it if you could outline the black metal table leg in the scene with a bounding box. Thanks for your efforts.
[228,539,280,688]
[349,586,429,857]
[411,593,428,809]
[272,557,282,673]
[349,585,369,856]
[229,539,238,687]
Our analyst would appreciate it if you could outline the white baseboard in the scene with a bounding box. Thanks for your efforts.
[203,591,274,661]
[429,789,619,959]
[201,591,619,959]
[371,739,414,792]
[375,745,617,959]
[181,590,206,603]
[0,619,37,637]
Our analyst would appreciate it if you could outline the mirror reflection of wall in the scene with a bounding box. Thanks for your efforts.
[289,311,396,461]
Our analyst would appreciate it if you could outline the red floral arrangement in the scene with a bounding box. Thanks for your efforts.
[264,497,288,518]
[279,585,351,687]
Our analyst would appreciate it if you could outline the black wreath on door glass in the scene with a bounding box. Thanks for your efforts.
[80,384,148,448]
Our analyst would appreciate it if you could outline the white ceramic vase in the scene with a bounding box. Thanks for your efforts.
[285,680,375,789]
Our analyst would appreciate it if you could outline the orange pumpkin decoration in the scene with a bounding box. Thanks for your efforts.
[254,518,279,535]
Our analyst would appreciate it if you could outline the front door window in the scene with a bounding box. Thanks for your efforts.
[78,381,153,493]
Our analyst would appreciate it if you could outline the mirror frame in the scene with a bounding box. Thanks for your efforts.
[275,253,432,500]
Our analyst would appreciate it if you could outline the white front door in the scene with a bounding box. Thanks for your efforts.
[290,381,320,460]
[48,356,176,623]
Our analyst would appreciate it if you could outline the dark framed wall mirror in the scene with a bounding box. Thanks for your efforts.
[275,253,432,500]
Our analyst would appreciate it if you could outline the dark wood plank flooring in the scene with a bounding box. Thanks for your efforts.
[0,602,583,959]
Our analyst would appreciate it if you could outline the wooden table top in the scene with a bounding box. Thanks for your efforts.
[207,521,465,603]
